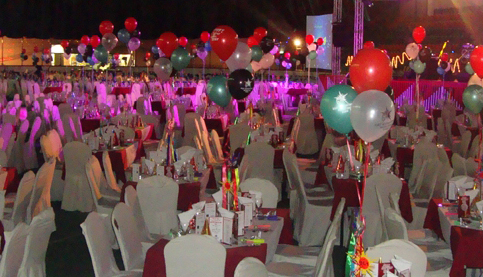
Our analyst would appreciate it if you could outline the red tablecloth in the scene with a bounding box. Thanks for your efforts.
[176,87,196,96]
[423,198,483,276]
[3,167,20,195]
[121,181,201,211]
[287,88,308,96]
[93,147,131,184]
[287,117,324,137]
[43,87,62,94]
[452,123,479,141]
[432,109,463,131]
[53,101,65,106]
[111,87,131,95]
[329,176,413,223]
[260,208,294,245]
[151,101,166,124]
[81,119,101,133]
[205,118,226,137]
[142,239,267,277]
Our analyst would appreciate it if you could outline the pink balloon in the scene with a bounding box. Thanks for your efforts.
[128,38,141,51]
[197,50,208,60]
[259,53,274,69]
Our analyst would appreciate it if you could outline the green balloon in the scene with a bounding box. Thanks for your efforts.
[251,46,263,62]
[94,45,108,64]
[308,50,317,60]
[171,48,191,70]
[320,85,358,134]
[466,63,475,75]
[207,76,231,107]
[413,60,426,74]
[463,84,483,114]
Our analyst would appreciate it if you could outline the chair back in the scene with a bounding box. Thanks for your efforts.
[452,153,467,176]
[11,171,36,226]
[384,207,408,240]
[234,257,268,277]
[124,185,152,241]
[229,123,251,155]
[0,223,29,277]
[27,158,55,224]
[239,178,278,208]
[102,151,121,193]
[241,141,275,183]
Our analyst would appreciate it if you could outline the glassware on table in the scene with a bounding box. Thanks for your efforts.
[255,198,263,215]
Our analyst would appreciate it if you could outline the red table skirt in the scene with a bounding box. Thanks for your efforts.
[53,101,65,106]
[93,149,129,184]
[451,123,479,141]
[111,87,131,95]
[329,176,413,223]
[81,119,101,133]
[176,87,196,96]
[121,181,200,211]
[142,238,267,277]
[151,101,166,124]
[287,88,308,96]
[205,118,226,137]
[43,87,62,94]
[260,208,294,245]
[394,143,452,179]
[423,198,483,276]
[3,167,20,195]
[287,117,325,137]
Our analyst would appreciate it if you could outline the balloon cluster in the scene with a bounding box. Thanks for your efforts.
[19,48,28,61]
[405,26,433,75]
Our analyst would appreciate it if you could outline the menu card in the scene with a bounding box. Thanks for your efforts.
[205,203,217,218]
[156,165,164,176]
[88,137,97,150]
[195,212,206,235]
[209,217,224,243]
[132,163,140,181]
[446,181,457,201]
[243,203,253,226]
[236,211,245,236]
[223,217,233,244]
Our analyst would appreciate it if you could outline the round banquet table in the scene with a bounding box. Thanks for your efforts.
[43,87,62,94]
[176,87,196,96]
[111,87,131,95]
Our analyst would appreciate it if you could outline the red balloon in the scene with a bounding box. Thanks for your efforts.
[210,25,238,61]
[191,44,197,50]
[125,17,137,33]
[284,52,291,59]
[363,41,375,49]
[441,53,449,62]
[90,35,101,48]
[253,27,267,42]
[247,36,258,47]
[305,34,314,45]
[418,44,423,50]
[317,38,324,46]
[200,31,210,43]
[349,48,393,93]
[61,40,69,49]
[470,46,483,79]
[33,46,39,53]
[81,35,90,46]
[275,52,281,58]
[43,48,50,55]
[179,37,188,47]
[114,53,120,60]
[294,50,299,56]
[157,32,178,58]
[99,20,114,35]
[412,26,426,44]
[145,52,152,59]
[22,48,26,54]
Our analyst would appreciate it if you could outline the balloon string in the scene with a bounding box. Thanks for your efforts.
[478,117,482,174]
[416,74,420,122]
[346,137,354,171]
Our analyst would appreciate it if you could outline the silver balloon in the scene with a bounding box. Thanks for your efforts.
[350,90,395,142]
[102,33,118,52]
[153,58,173,81]
[225,42,252,72]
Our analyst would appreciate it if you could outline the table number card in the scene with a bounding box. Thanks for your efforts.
[205,203,217,218]
[195,212,206,235]
[222,217,233,244]
[88,137,97,150]
[243,203,253,226]
[156,165,164,176]
[446,181,457,201]
[236,211,244,236]
[132,163,140,181]
[209,217,223,243]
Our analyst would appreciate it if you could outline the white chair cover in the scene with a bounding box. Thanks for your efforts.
[240,141,275,184]
[103,151,122,193]
[61,142,93,212]
[24,117,41,170]
[0,150,6,166]
[131,83,141,104]
[58,103,72,116]
[294,115,318,155]
[97,83,107,106]
[210,130,224,161]
[229,123,251,155]
[0,223,29,277]
[17,207,56,277]
[466,157,478,177]
[1,123,13,152]
[239,178,278,208]
[182,113,202,147]
[85,155,119,214]
[137,175,179,235]
[165,235,226,277]
[8,120,28,172]
[124,186,153,242]
[366,239,427,276]
[408,138,438,191]
[139,115,161,139]
[111,203,144,271]
[234,257,268,277]
[26,158,55,224]
[3,171,35,230]
[451,153,467,176]
[384,207,409,240]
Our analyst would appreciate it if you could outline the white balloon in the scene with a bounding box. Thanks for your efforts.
[225,42,252,72]
[307,43,317,52]
[259,53,274,69]
[405,43,419,60]
[251,61,262,72]
[350,90,395,143]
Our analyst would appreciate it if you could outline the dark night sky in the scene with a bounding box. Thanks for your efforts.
[0,0,334,40]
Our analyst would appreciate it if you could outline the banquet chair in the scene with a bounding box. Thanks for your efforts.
[272,198,346,269]
[172,103,186,129]
[17,207,56,277]
[61,141,93,212]
[2,114,16,126]
[465,157,478,177]
[26,158,55,224]
[210,129,224,161]
[164,234,226,277]
[112,203,153,272]
[0,150,7,167]
[136,175,179,235]
[0,223,29,277]
[239,141,275,184]
[195,120,219,165]
[234,257,268,277]
[283,150,333,246]
[103,151,123,193]
[85,155,119,213]
[436,118,447,145]
[293,114,319,155]
[2,171,35,231]
[58,103,72,117]
[437,146,451,169]
[7,119,28,173]
[367,239,427,276]
[229,123,251,155]
[366,173,403,247]
[139,114,161,139]
[0,123,13,154]
[239,178,278,208]
[408,137,438,192]
[451,153,467,176]
[453,130,471,158]
[124,186,159,243]
[467,134,482,159]
[81,212,143,277]
[182,112,203,147]
[61,114,78,143]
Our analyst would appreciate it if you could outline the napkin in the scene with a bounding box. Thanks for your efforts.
[144,159,155,175]
[178,209,197,232]
[212,190,223,206]
[192,201,206,212]
[476,200,483,215]
[424,130,437,142]
[380,157,395,172]
[173,160,184,172]
[453,177,474,190]
[465,189,479,204]
[180,148,197,162]
[238,196,253,205]
[370,150,380,162]
[386,272,398,277]
[218,207,234,219]
[391,255,411,276]
[249,190,263,201]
